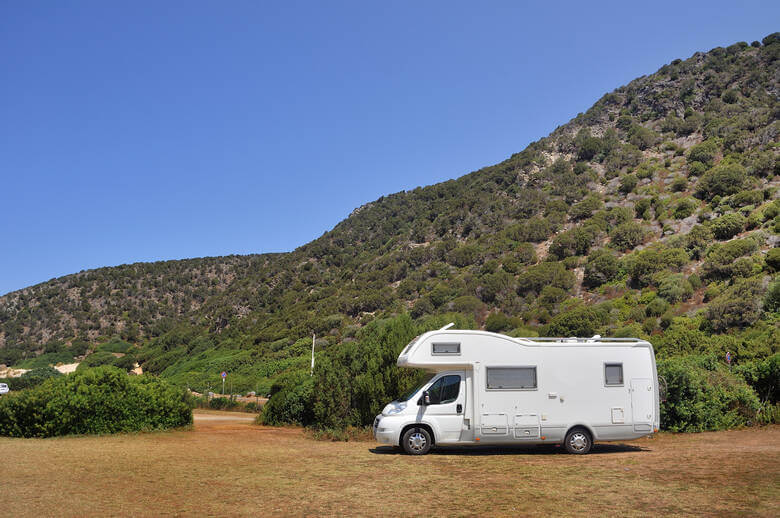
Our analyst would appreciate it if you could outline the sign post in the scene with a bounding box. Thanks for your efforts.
[221,371,227,394]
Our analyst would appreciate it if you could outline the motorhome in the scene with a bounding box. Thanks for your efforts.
[373,325,660,455]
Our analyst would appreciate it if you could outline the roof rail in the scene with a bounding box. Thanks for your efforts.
[517,337,646,343]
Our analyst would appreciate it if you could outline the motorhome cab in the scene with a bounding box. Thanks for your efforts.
[374,325,660,455]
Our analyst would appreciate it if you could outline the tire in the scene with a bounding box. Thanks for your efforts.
[401,426,432,455]
[564,427,592,455]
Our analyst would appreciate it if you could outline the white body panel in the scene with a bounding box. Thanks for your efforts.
[374,330,660,448]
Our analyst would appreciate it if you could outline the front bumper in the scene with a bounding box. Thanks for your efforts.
[372,415,397,444]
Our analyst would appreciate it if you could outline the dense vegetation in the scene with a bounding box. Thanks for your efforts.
[0,366,191,437]
[1,34,778,434]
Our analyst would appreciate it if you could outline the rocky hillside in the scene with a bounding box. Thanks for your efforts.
[1,35,778,393]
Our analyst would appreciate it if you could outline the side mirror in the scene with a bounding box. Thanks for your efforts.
[422,390,431,405]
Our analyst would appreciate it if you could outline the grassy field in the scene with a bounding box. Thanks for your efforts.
[0,410,778,517]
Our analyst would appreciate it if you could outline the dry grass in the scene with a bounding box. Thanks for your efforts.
[0,410,777,517]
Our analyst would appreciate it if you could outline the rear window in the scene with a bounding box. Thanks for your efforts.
[486,367,537,390]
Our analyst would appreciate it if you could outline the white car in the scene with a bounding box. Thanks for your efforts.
[0,383,9,395]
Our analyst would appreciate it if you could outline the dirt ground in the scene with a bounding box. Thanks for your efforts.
[0,411,777,517]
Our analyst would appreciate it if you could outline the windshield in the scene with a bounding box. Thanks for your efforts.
[398,373,434,402]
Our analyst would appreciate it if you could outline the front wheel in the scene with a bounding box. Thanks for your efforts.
[564,428,592,454]
[401,427,432,455]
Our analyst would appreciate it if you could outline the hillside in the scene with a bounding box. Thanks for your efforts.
[1,35,778,425]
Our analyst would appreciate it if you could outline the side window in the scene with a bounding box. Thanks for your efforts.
[486,367,537,390]
[426,375,461,404]
[605,363,624,386]
[432,342,460,355]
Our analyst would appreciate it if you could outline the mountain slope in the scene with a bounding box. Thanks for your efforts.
[1,35,778,391]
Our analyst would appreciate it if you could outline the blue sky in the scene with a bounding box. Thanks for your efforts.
[1,1,777,295]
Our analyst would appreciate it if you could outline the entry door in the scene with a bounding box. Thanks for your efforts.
[422,372,466,443]
[631,378,654,424]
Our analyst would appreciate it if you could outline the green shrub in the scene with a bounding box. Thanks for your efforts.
[645,297,669,317]
[542,306,608,337]
[76,351,118,371]
[695,163,747,199]
[0,367,191,437]
[517,262,575,295]
[674,198,697,219]
[658,355,761,432]
[657,273,694,303]
[705,278,765,332]
[702,237,759,278]
[619,174,638,194]
[571,195,603,220]
[258,370,315,426]
[610,221,646,250]
[764,278,780,313]
[0,367,63,392]
[687,140,719,166]
[485,313,512,333]
[734,353,780,404]
[670,176,688,192]
[711,212,746,239]
[766,248,780,272]
[584,249,620,288]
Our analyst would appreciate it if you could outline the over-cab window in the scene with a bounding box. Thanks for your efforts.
[432,342,460,355]
[486,367,537,390]
[426,375,461,404]
[605,363,623,386]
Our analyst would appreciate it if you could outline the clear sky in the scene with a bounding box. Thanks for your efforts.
[1,1,777,295]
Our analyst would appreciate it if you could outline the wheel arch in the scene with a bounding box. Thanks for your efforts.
[399,422,436,447]
[564,423,596,442]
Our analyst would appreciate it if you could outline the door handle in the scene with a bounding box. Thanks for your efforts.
[457,404,462,414]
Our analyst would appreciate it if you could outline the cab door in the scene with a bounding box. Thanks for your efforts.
[421,372,466,443]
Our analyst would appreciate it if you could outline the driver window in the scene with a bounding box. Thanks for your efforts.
[427,375,460,404]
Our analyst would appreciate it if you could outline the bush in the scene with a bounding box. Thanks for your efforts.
[584,249,620,288]
[0,367,191,437]
[695,163,747,199]
[670,176,688,192]
[658,355,761,432]
[549,226,597,259]
[0,367,63,392]
[485,313,512,333]
[705,278,765,331]
[570,195,603,220]
[517,262,575,295]
[542,306,608,337]
[76,351,118,371]
[258,370,315,426]
[702,237,759,278]
[674,199,697,219]
[619,174,638,194]
[687,140,719,166]
[657,273,694,303]
[610,221,646,250]
[710,212,746,239]
[766,248,780,272]
[734,353,780,404]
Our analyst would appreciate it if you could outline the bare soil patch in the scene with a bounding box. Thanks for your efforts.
[0,411,776,517]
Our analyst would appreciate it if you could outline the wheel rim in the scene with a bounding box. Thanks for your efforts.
[408,431,427,452]
[569,432,589,452]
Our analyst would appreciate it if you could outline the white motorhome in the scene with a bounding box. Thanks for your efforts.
[373,325,660,454]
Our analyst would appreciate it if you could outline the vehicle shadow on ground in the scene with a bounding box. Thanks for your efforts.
[369,443,647,456]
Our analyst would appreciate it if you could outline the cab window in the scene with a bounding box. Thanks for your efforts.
[426,375,461,404]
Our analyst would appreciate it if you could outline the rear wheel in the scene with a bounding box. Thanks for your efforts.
[564,428,592,454]
[401,427,432,455]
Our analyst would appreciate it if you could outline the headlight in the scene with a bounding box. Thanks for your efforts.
[385,402,407,415]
